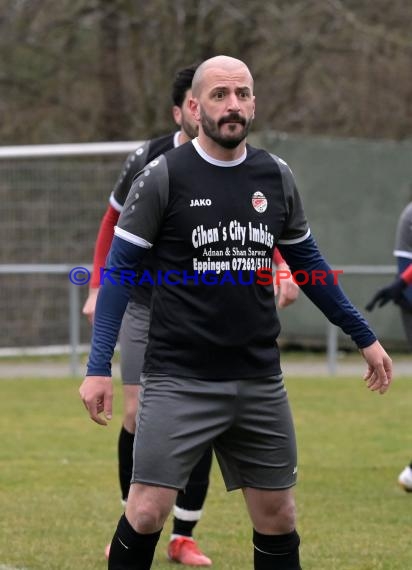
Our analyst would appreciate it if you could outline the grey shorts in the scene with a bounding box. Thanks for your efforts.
[119,301,150,385]
[132,374,297,492]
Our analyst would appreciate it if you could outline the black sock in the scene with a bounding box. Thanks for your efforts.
[253,529,301,570]
[108,514,161,570]
[173,446,213,537]
[118,426,135,502]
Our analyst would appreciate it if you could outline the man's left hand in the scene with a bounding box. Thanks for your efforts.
[360,340,393,394]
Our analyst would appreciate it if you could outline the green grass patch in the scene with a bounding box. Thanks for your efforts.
[0,376,411,569]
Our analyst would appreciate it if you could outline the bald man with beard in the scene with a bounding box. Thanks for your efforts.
[80,55,392,570]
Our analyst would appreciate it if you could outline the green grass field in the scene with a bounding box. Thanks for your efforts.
[1,374,412,570]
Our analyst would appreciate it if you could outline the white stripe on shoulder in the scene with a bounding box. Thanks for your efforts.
[278,228,311,245]
[394,249,412,260]
[114,226,152,248]
[109,192,123,213]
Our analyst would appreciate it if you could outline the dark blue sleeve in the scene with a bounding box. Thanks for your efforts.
[86,236,148,376]
[278,235,377,348]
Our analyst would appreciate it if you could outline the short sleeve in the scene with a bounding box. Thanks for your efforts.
[110,142,150,211]
[394,203,412,258]
[270,155,310,245]
[115,154,169,247]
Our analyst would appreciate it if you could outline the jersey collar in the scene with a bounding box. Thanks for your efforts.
[173,131,182,148]
[192,138,247,167]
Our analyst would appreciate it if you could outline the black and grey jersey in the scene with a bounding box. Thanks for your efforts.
[110,132,179,211]
[116,139,309,379]
[394,202,412,260]
[110,132,180,305]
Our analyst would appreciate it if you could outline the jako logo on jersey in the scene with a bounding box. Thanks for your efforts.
[190,199,212,207]
[251,191,267,213]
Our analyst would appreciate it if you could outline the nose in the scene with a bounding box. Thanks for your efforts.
[227,92,240,111]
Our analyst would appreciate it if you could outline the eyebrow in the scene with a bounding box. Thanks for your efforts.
[211,86,251,94]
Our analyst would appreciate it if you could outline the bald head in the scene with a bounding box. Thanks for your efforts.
[192,56,253,98]
[189,55,255,153]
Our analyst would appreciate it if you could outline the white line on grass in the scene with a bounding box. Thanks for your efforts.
[0,565,28,570]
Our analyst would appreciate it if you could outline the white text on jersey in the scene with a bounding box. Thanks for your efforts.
[190,199,212,207]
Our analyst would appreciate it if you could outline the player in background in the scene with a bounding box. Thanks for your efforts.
[366,201,412,491]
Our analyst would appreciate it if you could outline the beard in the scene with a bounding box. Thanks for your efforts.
[200,109,253,149]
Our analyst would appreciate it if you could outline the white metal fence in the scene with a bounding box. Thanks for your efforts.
[0,141,142,359]
[0,263,397,376]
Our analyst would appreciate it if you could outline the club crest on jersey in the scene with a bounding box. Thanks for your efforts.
[251,191,267,213]
[190,198,212,207]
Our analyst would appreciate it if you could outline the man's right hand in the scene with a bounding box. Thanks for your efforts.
[79,376,113,426]
[275,263,300,308]
[82,287,100,324]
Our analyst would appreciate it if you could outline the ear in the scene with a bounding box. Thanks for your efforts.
[189,97,201,121]
[251,95,256,119]
[172,105,182,127]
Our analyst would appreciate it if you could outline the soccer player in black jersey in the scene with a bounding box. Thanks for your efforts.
[83,63,299,566]
[80,56,392,570]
